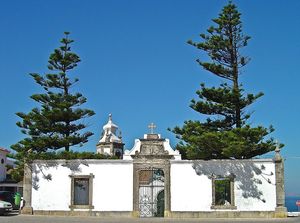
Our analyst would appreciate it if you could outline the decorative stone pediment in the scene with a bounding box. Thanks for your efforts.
[140,143,166,156]
[123,133,181,160]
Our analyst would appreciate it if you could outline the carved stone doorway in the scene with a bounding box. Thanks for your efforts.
[131,133,172,218]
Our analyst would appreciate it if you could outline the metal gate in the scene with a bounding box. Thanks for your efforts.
[138,168,165,217]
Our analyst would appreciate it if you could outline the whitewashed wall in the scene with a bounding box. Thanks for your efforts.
[170,159,276,212]
[31,158,277,213]
[31,160,133,211]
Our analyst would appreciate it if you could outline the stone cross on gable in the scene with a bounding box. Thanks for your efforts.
[148,122,156,134]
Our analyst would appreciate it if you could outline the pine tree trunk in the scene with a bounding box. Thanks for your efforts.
[233,73,241,128]
[229,24,241,128]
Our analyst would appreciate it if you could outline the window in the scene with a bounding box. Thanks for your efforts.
[211,176,236,209]
[69,174,94,209]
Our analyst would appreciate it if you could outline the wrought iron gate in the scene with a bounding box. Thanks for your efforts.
[138,168,165,217]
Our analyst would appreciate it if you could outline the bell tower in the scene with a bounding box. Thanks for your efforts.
[96,114,124,158]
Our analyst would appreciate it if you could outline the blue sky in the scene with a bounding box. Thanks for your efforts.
[0,0,300,195]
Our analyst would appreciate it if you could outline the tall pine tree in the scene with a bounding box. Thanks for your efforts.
[171,2,280,159]
[11,32,95,156]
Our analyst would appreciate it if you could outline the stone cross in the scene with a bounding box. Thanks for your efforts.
[148,123,156,134]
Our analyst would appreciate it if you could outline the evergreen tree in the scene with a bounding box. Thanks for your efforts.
[11,32,95,156]
[171,2,280,159]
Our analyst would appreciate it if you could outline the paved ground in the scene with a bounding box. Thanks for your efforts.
[0,214,300,223]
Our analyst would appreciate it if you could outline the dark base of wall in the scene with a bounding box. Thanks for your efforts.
[33,210,133,217]
[168,211,277,218]
[32,210,287,218]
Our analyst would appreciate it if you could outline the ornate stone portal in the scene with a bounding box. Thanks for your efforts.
[96,117,181,217]
[124,125,181,218]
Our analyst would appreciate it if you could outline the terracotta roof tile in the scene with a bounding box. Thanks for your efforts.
[0,147,10,154]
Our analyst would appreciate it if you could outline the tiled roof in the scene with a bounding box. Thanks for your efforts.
[0,147,10,154]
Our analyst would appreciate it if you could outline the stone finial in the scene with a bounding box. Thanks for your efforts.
[274,140,282,162]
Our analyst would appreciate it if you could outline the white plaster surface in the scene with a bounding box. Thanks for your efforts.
[170,160,276,212]
[170,162,212,211]
[31,159,277,213]
[123,140,141,160]
[31,160,133,211]
[103,147,110,154]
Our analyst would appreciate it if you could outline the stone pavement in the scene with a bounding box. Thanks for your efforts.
[0,215,300,223]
